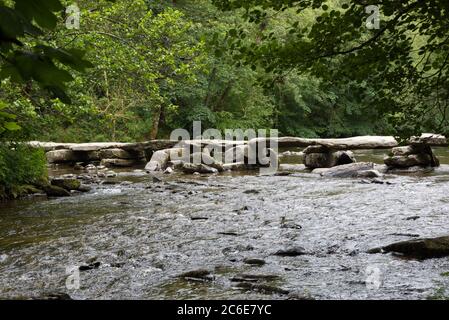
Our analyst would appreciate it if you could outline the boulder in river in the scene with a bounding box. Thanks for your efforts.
[145,148,186,172]
[44,185,71,197]
[384,153,432,168]
[46,149,77,163]
[313,162,377,178]
[190,152,224,172]
[409,133,448,146]
[302,146,356,169]
[51,178,81,191]
[368,236,449,259]
[387,166,434,174]
[145,150,170,171]
[384,135,442,170]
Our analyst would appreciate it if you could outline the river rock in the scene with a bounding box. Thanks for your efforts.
[303,148,356,169]
[167,160,185,170]
[243,258,266,266]
[222,162,248,171]
[74,163,84,170]
[391,145,419,157]
[356,169,383,178]
[105,171,117,178]
[44,185,71,197]
[368,236,449,259]
[385,139,441,169]
[302,145,329,154]
[51,178,81,191]
[78,184,92,192]
[178,269,213,281]
[315,162,375,178]
[234,282,290,295]
[274,246,307,257]
[387,166,434,174]
[101,159,137,167]
[145,150,170,171]
[279,164,307,172]
[181,163,218,174]
[384,154,432,168]
[409,133,448,146]
[36,292,73,300]
[164,167,174,174]
[191,152,224,172]
[46,149,77,163]
[303,152,334,168]
[145,148,186,172]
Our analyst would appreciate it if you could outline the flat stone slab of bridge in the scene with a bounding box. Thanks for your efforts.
[27,136,399,167]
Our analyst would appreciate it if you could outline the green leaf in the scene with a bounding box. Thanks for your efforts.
[3,121,21,131]
[14,0,62,30]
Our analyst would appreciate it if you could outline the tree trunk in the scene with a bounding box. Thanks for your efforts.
[150,106,162,140]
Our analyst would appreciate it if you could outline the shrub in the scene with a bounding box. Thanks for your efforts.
[0,144,47,197]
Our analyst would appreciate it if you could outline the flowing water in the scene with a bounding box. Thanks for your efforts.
[1,149,449,300]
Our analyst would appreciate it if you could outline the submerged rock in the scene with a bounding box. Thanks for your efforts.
[368,236,449,259]
[243,258,266,266]
[178,269,214,281]
[279,164,307,172]
[356,169,383,178]
[35,292,73,300]
[314,162,375,178]
[231,274,280,282]
[234,282,289,295]
[274,246,307,257]
[182,163,218,174]
[100,159,138,168]
[79,262,101,271]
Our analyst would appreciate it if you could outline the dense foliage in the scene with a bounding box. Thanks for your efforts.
[0,143,47,197]
[212,0,449,137]
[1,0,448,144]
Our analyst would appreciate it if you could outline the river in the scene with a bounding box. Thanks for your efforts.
[1,149,449,300]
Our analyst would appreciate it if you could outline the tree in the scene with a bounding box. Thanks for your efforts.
[212,0,449,136]
[0,0,92,137]
[50,0,207,140]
